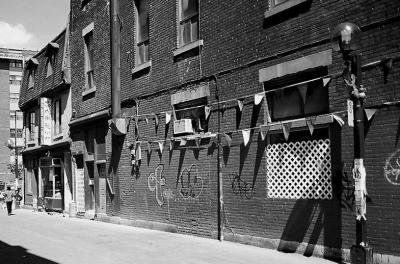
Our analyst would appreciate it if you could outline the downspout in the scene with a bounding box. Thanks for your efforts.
[109,0,126,135]
[212,75,224,241]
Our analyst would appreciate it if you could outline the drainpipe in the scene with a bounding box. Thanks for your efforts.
[212,75,224,241]
[109,0,126,135]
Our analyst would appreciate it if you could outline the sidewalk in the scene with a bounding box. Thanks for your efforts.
[0,208,339,264]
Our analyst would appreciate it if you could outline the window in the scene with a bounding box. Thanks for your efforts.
[9,75,22,86]
[9,60,23,69]
[29,111,36,141]
[135,0,150,65]
[265,69,329,122]
[179,0,199,46]
[28,69,35,88]
[46,56,54,77]
[10,93,19,105]
[84,31,95,90]
[10,129,15,138]
[10,129,23,139]
[265,0,310,18]
[174,97,208,135]
[272,0,291,7]
[53,98,62,136]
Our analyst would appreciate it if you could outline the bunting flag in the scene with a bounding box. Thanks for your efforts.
[323,77,331,87]
[172,107,177,120]
[154,114,160,130]
[242,129,250,146]
[254,92,264,105]
[260,125,270,141]
[198,118,203,131]
[180,138,187,146]
[364,108,377,121]
[135,116,139,135]
[158,141,164,153]
[136,142,142,160]
[237,99,244,112]
[297,84,308,105]
[147,141,152,153]
[332,114,345,127]
[306,117,316,135]
[165,111,172,125]
[169,140,174,151]
[281,122,292,141]
[224,133,233,147]
[194,137,201,148]
[204,106,211,120]
[145,116,149,125]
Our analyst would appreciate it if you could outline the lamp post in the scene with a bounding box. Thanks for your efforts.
[331,23,372,264]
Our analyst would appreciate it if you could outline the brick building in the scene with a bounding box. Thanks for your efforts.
[38,0,400,262]
[0,48,35,190]
[19,28,72,212]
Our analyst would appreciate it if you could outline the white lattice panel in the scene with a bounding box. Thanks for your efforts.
[266,139,332,199]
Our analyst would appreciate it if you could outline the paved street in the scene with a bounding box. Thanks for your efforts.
[0,208,337,264]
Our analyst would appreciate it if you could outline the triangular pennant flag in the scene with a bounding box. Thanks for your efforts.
[180,138,187,146]
[323,77,331,87]
[254,92,264,105]
[204,106,211,120]
[306,117,315,135]
[165,111,172,125]
[169,140,174,151]
[224,133,232,147]
[260,125,270,141]
[136,142,142,160]
[332,114,345,127]
[242,129,250,146]
[147,141,152,152]
[194,137,201,148]
[158,141,164,153]
[198,118,203,131]
[135,116,139,128]
[297,84,308,105]
[172,107,177,120]
[364,108,377,121]
[145,117,149,125]
[237,99,244,112]
[154,114,160,130]
[281,122,292,141]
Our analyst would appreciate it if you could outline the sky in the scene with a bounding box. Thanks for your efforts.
[0,0,70,51]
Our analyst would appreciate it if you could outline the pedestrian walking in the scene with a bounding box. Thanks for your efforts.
[4,186,15,216]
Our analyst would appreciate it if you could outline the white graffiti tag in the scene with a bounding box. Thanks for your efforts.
[148,164,166,206]
[178,164,203,199]
[384,149,400,185]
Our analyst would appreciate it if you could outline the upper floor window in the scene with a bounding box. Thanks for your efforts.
[9,75,22,86]
[28,69,35,88]
[28,111,36,141]
[265,0,310,19]
[179,0,199,47]
[45,42,59,78]
[53,98,62,136]
[135,0,150,65]
[272,0,291,7]
[9,60,23,69]
[10,93,19,105]
[46,56,54,77]
[84,31,95,90]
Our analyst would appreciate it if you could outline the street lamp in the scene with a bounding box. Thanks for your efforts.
[331,23,372,264]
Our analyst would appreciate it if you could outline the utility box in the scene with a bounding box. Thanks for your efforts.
[350,245,373,264]
[173,119,194,135]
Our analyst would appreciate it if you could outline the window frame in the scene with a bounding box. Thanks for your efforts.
[28,68,35,89]
[82,23,95,94]
[178,0,199,47]
[265,0,310,19]
[134,0,150,66]
[28,111,36,142]
[53,97,62,138]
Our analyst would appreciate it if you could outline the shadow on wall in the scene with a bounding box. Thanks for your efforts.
[278,124,344,261]
[0,240,58,264]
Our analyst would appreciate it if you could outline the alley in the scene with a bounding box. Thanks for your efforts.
[0,208,337,264]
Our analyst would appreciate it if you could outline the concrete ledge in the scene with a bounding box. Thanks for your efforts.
[95,214,178,233]
[131,60,151,75]
[264,0,309,19]
[173,39,203,58]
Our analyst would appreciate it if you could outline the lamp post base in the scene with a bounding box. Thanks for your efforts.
[351,245,373,264]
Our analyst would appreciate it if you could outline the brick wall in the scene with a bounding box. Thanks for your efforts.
[69,0,400,260]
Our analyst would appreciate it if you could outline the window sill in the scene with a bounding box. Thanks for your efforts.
[131,60,152,75]
[268,114,334,132]
[53,133,63,141]
[173,39,204,58]
[264,0,309,19]
[82,86,96,97]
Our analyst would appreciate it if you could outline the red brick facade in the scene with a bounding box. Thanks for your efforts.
[67,0,400,262]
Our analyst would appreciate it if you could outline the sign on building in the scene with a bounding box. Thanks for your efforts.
[40,98,52,145]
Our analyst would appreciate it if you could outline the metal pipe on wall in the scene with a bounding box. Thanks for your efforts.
[111,0,121,119]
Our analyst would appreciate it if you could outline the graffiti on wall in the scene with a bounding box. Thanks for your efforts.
[230,172,254,199]
[384,149,400,185]
[178,164,203,199]
[148,164,166,206]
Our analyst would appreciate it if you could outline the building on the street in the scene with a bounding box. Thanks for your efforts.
[18,0,399,262]
[19,28,72,212]
[0,48,36,190]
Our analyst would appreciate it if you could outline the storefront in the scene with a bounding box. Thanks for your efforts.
[40,157,63,211]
